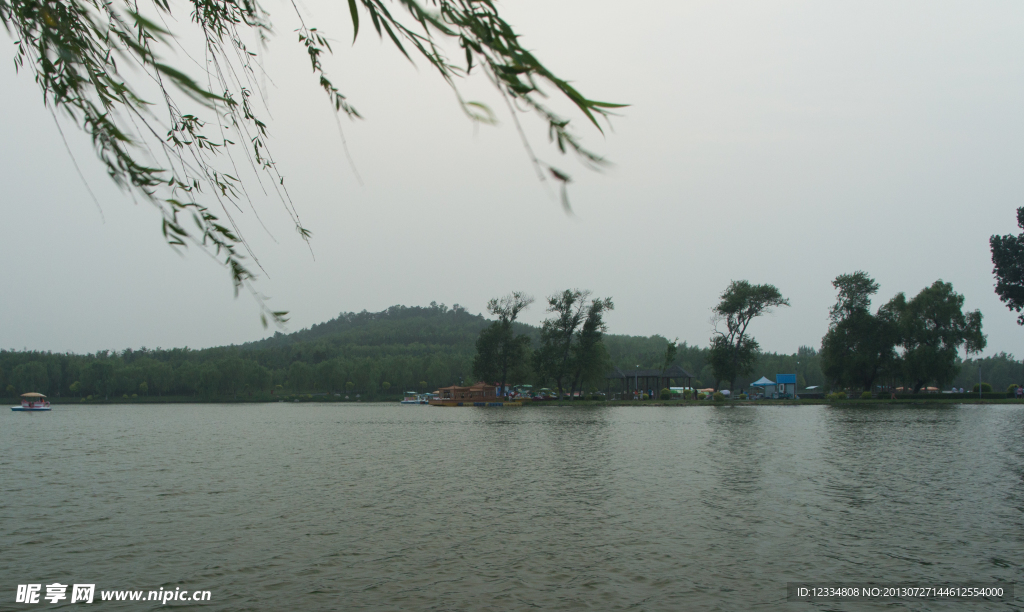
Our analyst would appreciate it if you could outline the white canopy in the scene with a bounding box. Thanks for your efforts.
[749,377,775,387]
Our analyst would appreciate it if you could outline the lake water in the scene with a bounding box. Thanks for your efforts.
[2,403,1022,611]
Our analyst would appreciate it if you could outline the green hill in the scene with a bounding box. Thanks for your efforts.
[236,303,493,366]
[4,302,1015,400]
[2,302,700,399]
[1,303,536,399]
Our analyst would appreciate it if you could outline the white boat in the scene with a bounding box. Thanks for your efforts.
[12,392,51,412]
[400,392,429,405]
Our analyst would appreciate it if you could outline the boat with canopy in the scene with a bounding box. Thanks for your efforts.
[12,392,51,412]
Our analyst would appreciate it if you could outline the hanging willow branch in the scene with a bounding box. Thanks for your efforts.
[1,0,624,326]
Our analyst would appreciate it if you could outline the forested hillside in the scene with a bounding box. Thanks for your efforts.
[1,303,1019,400]
[2,304,491,399]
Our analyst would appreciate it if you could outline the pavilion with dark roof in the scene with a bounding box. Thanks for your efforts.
[606,365,694,398]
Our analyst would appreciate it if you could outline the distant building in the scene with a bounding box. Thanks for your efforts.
[775,374,797,399]
[606,365,694,398]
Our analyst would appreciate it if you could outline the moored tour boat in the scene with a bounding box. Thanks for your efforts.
[12,392,51,412]
[400,392,429,405]
[429,382,521,407]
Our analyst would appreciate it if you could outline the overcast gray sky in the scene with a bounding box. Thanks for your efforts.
[2,0,1023,357]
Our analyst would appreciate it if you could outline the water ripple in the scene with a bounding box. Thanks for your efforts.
[1,403,1021,610]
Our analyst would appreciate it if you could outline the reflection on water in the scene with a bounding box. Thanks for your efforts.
[1,403,1021,610]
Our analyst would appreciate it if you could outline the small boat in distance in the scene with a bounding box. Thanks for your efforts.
[400,392,429,405]
[12,392,51,412]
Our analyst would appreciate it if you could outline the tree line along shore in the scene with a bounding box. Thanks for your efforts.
[3,274,1023,404]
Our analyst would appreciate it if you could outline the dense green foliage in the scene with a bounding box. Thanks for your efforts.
[1,304,489,399]
[990,207,1024,325]
[472,293,534,393]
[820,274,987,393]
[821,272,897,391]
[883,280,985,392]
[533,290,613,398]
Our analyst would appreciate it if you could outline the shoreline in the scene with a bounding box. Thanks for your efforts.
[23,397,1024,407]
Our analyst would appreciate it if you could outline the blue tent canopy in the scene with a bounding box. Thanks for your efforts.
[750,376,775,387]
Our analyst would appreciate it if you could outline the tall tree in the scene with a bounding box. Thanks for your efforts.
[990,207,1024,325]
[659,338,678,398]
[662,338,679,373]
[567,297,614,399]
[535,290,613,399]
[708,281,789,390]
[820,272,898,391]
[1,0,621,323]
[883,280,986,392]
[535,290,589,398]
[472,292,534,396]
